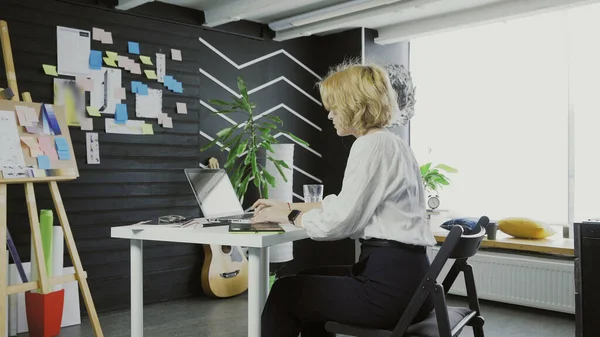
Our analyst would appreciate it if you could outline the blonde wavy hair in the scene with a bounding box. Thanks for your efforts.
[318,61,397,136]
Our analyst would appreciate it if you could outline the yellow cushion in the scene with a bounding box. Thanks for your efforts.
[498,217,556,239]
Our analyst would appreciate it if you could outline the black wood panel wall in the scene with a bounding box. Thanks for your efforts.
[0,0,362,313]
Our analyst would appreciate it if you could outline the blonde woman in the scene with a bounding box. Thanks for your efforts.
[252,63,436,337]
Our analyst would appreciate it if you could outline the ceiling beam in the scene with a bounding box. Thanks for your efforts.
[375,0,600,44]
[203,0,282,27]
[115,0,154,10]
[273,0,442,41]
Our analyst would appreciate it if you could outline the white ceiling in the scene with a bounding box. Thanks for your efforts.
[119,0,600,44]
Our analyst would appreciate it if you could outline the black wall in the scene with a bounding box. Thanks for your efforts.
[1,0,362,313]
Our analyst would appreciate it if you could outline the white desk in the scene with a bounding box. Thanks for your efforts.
[110,220,308,337]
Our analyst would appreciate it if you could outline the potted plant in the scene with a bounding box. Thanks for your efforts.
[419,162,458,210]
[200,77,309,201]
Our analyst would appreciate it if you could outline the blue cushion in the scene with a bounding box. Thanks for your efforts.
[440,217,480,234]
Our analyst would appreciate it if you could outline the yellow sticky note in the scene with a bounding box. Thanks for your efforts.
[142,124,154,135]
[86,106,101,117]
[42,64,58,76]
[103,57,118,67]
[139,55,153,65]
[144,70,157,80]
[106,51,118,60]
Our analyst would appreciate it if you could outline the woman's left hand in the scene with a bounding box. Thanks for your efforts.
[252,206,290,224]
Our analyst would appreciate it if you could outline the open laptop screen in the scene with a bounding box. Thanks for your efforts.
[185,169,244,218]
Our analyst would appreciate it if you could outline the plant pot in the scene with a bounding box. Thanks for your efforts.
[25,289,65,337]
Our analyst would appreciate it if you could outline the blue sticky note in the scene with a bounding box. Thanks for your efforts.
[137,84,148,95]
[173,82,183,94]
[57,150,70,161]
[89,50,102,70]
[131,81,141,93]
[37,155,51,169]
[54,137,69,151]
[128,42,140,55]
[115,104,128,124]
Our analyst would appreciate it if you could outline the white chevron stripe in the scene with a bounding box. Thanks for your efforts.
[200,131,322,182]
[200,100,322,132]
[199,37,322,80]
[274,132,321,158]
[293,192,305,201]
[199,68,322,106]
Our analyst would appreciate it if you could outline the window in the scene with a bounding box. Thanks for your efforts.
[410,4,600,227]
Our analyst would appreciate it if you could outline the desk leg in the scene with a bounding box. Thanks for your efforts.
[131,239,143,337]
[247,247,269,337]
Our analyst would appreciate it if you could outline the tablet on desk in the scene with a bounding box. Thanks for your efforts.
[228,222,285,234]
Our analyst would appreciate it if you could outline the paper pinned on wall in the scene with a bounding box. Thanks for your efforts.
[176,102,187,114]
[117,56,129,69]
[162,116,173,128]
[89,50,102,70]
[128,41,140,54]
[156,53,165,83]
[105,118,146,135]
[171,49,182,61]
[86,106,101,117]
[86,133,100,164]
[54,78,86,127]
[92,27,104,41]
[131,63,142,75]
[136,84,148,96]
[42,65,58,76]
[144,70,157,80]
[103,57,118,67]
[114,87,126,100]
[158,112,168,125]
[80,118,93,131]
[90,67,123,115]
[142,124,154,135]
[57,26,91,77]
[106,51,118,60]
[135,88,162,119]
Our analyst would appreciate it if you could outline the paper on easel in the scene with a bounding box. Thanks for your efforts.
[0,110,26,169]
[57,26,91,77]
[156,53,166,83]
[86,133,100,164]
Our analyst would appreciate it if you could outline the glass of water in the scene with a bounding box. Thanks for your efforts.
[303,184,324,203]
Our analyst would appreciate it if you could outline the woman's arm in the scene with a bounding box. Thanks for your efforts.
[290,202,322,213]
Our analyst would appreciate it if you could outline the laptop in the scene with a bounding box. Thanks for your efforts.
[184,168,254,224]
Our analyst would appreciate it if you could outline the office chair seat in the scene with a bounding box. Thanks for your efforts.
[326,306,474,337]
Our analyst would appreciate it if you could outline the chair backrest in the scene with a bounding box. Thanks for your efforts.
[389,215,489,337]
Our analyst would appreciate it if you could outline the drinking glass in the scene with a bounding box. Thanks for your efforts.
[303,184,324,203]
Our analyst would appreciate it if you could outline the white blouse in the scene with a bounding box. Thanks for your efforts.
[302,130,436,247]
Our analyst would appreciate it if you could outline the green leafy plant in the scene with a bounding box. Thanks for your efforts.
[420,162,458,194]
[200,77,309,200]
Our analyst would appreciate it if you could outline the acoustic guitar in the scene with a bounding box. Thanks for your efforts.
[200,158,249,298]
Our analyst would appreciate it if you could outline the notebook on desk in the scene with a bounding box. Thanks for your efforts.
[228,222,285,234]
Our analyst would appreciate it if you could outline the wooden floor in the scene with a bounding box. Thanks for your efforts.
[19,294,575,337]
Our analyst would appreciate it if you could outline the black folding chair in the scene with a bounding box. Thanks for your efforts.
[325,216,489,337]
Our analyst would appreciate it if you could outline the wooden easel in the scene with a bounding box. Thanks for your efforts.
[0,20,103,336]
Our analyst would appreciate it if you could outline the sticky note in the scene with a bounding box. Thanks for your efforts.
[86,106,101,117]
[162,117,173,128]
[131,81,141,93]
[142,124,154,135]
[173,82,183,94]
[171,49,182,61]
[131,63,142,75]
[106,51,118,60]
[117,56,129,69]
[144,70,157,80]
[139,55,153,65]
[115,104,128,124]
[158,113,168,125]
[54,137,69,151]
[101,31,113,44]
[137,84,148,96]
[128,41,140,54]
[176,102,187,114]
[92,27,104,41]
[39,137,58,161]
[37,155,51,169]
[114,87,126,100]
[57,150,70,160]
[16,109,31,127]
[89,50,102,70]
[42,65,58,76]
[103,57,117,67]
[80,117,93,131]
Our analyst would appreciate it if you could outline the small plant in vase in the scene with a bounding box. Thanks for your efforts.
[420,162,458,210]
[200,77,309,201]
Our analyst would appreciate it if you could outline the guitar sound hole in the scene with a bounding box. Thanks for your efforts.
[221,245,232,254]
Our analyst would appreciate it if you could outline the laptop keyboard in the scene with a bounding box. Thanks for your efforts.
[223,213,253,220]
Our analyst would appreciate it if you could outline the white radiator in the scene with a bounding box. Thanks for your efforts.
[428,247,575,314]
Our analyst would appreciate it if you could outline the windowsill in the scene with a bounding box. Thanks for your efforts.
[432,229,574,257]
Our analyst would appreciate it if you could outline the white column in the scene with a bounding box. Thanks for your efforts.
[247,247,270,337]
[131,239,143,337]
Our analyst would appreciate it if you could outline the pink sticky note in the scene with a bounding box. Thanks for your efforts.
[39,137,58,161]
[92,28,104,41]
[131,63,142,75]
[80,118,93,131]
[16,109,31,126]
[158,113,168,125]
[114,87,126,100]
[25,108,38,123]
[162,117,173,128]
[117,56,129,68]
[101,31,113,44]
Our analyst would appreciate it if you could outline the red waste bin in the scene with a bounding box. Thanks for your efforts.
[25,289,65,337]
